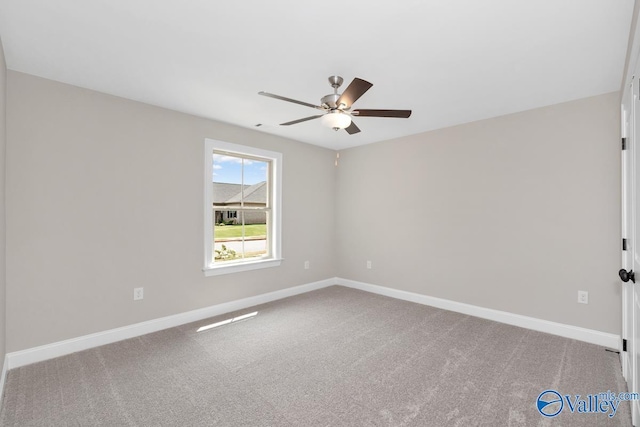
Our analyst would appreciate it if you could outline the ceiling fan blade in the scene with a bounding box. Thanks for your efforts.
[280,115,324,126]
[259,91,322,110]
[352,109,412,118]
[336,78,373,108]
[345,121,361,135]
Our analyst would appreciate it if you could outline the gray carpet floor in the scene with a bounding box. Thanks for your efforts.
[0,285,632,426]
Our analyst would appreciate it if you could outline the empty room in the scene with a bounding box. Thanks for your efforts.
[0,0,639,425]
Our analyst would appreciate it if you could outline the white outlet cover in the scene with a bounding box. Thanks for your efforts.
[134,287,144,301]
[578,291,588,304]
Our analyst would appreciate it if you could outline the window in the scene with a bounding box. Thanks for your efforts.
[203,139,282,276]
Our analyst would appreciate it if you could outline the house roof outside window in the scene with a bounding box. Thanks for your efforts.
[213,182,266,205]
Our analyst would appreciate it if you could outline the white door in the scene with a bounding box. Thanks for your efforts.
[633,75,640,424]
[622,73,640,425]
[622,87,632,385]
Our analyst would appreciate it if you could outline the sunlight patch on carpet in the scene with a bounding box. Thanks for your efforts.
[197,311,258,332]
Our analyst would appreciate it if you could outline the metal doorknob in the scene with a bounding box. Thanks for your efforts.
[619,268,636,283]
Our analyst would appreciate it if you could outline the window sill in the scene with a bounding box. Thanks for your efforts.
[203,258,282,277]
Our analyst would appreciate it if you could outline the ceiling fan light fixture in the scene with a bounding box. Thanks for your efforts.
[321,111,351,131]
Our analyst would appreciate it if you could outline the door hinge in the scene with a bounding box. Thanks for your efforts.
[623,137,627,150]
[623,238,628,251]
[623,339,628,352]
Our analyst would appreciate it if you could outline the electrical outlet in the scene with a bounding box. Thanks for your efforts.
[304,261,310,270]
[134,287,144,301]
[367,260,372,269]
[578,291,588,304]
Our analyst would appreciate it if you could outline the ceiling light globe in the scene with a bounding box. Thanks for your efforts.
[321,111,352,130]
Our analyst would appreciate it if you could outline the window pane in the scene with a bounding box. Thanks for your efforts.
[212,153,242,186]
[244,159,268,190]
[243,211,267,260]
[212,154,268,187]
[213,210,268,263]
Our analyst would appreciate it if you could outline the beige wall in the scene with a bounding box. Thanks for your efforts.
[3,70,623,352]
[6,71,336,352]
[336,92,621,334]
[0,38,6,362]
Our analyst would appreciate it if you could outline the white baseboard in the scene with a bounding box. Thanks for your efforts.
[336,278,621,350]
[6,277,620,371]
[6,278,336,369]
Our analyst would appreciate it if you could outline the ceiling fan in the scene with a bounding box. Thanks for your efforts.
[258,76,412,135]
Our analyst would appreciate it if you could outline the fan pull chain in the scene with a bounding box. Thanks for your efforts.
[335,152,340,167]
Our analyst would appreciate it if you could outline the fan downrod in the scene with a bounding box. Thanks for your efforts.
[322,76,345,109]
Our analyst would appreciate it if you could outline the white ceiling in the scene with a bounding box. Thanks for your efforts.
[0,0,634,150]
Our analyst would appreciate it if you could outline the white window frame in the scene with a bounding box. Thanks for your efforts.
[203,139,282,276]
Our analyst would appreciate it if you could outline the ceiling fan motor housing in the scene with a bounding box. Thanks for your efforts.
[321,93,341,109]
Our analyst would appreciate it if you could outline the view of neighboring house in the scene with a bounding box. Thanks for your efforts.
[212,181,267,224]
